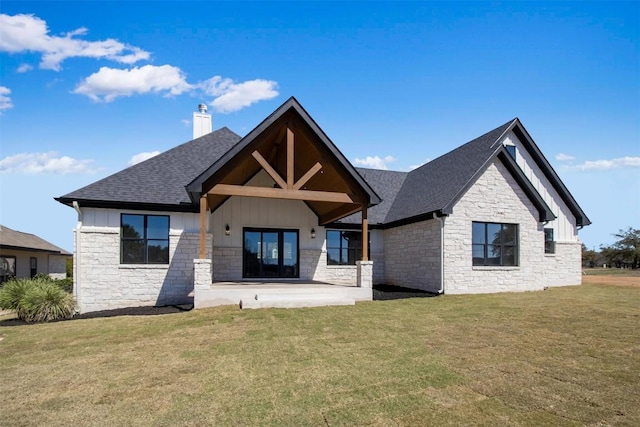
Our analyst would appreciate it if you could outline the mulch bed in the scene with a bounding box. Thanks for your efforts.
[373,284,439,301]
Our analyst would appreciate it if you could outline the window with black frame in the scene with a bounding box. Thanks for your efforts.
[121,214,169,264]
[326,230,369,265]
[544,228,555,254]
[472,222,519,266]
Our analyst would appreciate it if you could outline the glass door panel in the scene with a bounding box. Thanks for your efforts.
[243,229,299,278]
[282,231,298,278]
[261,232,279,277]
[243,231,261,278]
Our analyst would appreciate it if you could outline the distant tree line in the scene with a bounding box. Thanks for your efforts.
[582,227,640,269]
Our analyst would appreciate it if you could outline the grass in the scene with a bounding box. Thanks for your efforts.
[583,267,640,277]
[0,282,638,426]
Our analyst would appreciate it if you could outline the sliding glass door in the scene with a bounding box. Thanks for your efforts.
[243,228,299,278]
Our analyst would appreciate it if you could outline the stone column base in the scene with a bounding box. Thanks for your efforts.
[357,261,373,288]
[194,259,212,292]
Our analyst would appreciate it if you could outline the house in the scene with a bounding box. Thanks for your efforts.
[56,97,590,313]
[0,225,72,283]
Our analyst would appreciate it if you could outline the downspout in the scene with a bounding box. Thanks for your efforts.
[433,213,444,294]
[72,201,82,306]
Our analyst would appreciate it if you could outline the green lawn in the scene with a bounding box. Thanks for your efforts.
[583,267,640,277]
[1,283,638,426]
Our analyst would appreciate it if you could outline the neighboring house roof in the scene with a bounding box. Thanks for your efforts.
[56,102,590,229]
[0,225,71,255]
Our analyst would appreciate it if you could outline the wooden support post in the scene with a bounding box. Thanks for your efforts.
[361,205,368,261]
[287,126,294,189]
[199,195,207,259]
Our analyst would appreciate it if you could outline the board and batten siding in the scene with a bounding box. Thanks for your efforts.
[210,170,383,283]
[501,131,579,242]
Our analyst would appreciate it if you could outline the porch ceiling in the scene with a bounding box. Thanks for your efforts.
[200,107,372,225]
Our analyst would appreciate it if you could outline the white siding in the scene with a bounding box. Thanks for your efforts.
[209,169,381,283]
[501,131,579,242]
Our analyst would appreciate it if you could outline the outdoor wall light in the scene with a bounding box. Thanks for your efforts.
[225,224,230,236]
[311,228,316,239]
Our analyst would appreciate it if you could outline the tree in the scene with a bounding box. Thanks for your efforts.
[600,227,640,269]
[581,244,598,268]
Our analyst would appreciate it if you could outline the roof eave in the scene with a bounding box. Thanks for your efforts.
[55,197,198,213]
[510,120,591,227]
[497,150,556,222]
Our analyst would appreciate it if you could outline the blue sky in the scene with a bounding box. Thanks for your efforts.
[1,1,638,252]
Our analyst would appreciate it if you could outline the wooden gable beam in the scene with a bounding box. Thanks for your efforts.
[199,195,207,258]
[293,162,322,190]
[287,126,294,189]
[209,184,354,204]
[318,204,363,225]
[361,205,368,261]
[252,150,287,189]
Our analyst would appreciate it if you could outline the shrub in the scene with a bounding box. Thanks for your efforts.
[53,277,73,293]
[20,282,76,322]
[0,277,76,322]
[0,278,31,318]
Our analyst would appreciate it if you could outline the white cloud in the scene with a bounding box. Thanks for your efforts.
[202,77,279,113]
[128,151,160,166]
[0,152,97,174]
[0,86,13,112]
[0,13,150,70]
[1,14,278,113]
[353,155,397,170]
[181,119,190,127]
[16,63,33,73]
[555,153,575,162]
[74,65,192,102]
[568,156,640,171]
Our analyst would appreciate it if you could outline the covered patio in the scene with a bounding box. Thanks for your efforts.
[194,279,372,309]
[188,98,380,309]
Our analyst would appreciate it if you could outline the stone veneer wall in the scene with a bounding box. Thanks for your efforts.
[76,228,209,313]
[383,219,441,292]
[443,160,546,294]
[212,247,243,281]
[543,241,582,287]
[212,247,381,285]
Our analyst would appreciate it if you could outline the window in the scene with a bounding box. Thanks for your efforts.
[30,257,37,278]
[472,222,519,266]
[326,230,368,265]
[0,256,16,283]
[505,144,516,160]
[121,214,169,264]
[544,228,555,254]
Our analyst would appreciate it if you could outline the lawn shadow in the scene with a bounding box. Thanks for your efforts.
[373,284,439,301]
[0,304,193,327]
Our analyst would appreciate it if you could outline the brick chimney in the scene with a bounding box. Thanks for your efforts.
[193,103,212,139]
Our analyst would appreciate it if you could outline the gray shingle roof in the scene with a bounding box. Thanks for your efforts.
[57,127,242,210]
[0,225,72,255]
[56,112,589,228]
[337,168,408,225]
[383,120,514,224]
